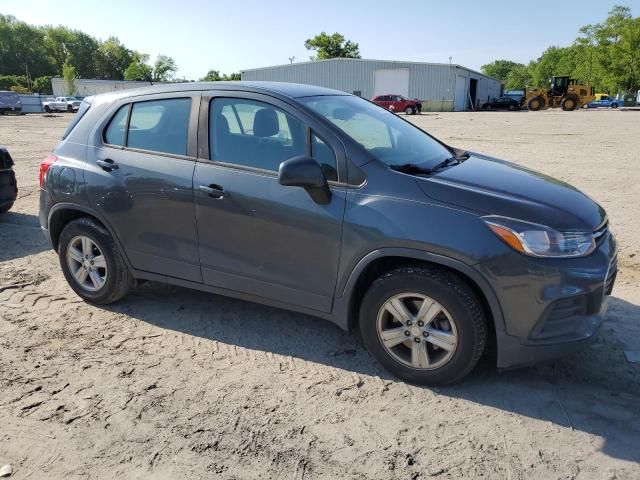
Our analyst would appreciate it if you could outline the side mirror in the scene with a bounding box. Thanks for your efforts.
[278,156,331,205]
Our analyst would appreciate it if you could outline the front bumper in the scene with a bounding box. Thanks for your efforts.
[477,232,617,369]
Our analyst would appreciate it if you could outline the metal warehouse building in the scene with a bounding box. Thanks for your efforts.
[241,58,503,112]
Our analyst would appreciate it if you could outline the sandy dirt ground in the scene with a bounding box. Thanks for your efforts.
[0,109,639,479]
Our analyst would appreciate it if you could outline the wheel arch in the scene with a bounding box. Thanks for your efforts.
[48,204,127,263]
[336,248,505,340]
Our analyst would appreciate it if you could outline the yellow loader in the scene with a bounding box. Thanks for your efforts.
[524,76,595,111]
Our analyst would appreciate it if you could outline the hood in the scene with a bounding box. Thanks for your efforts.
[417,153,606,231]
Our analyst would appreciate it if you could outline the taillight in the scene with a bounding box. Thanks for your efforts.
[39,154,58,188]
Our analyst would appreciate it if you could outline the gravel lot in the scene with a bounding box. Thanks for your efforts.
[1,110,639,479]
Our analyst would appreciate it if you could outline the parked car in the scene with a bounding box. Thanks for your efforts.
[586,97,620,109]
[0,146,17,214]
[0,91,22,115]
[40,82,616,385]
[42,96,81,113]
[372,94,422,114]
[481,97,521,111]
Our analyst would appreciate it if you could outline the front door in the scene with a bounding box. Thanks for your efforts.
[193,92,346,312]
[85,93,201,282]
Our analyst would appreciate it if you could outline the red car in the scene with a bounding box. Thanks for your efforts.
[372,94,422,114]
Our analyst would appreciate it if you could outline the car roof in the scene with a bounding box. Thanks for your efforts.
[95,81,348,103]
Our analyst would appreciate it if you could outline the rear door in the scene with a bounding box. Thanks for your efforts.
[85,92,202,281]
[192,91,346,312]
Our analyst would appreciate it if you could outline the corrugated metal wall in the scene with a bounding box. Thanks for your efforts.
[241,59,502,112]
[51,78,155,97]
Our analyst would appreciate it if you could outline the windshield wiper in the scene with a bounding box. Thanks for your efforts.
[390,152,469,176]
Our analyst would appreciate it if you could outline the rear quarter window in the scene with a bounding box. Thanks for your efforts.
[62,100,92,140]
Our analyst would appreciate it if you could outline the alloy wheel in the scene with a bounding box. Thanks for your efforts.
[376,293,458,370]
[66,235,107,292]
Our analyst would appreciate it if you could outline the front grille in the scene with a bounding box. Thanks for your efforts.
[605,255,617,296]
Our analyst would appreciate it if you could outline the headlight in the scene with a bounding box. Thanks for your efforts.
[483,215,596,258]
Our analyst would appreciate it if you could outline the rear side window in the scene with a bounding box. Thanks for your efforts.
[127,99,191,155]
[104,104,129,146]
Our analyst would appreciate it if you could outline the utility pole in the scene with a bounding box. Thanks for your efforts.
[289,56,295,64]
[25,62,32,92]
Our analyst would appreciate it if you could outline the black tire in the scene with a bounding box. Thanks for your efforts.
[0,202,13,214]
[611,103,618,109]
[561,97,577,111]
[359,265,487,385]
[67,105,73,112]
[527,97,544,111]
[58,217,134,304]
[44,106,50,113]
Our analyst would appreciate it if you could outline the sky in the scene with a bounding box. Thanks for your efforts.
[2,0,638,79]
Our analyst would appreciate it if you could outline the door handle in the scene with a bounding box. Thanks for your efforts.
[199,184,228,199]
[97,158,118,171]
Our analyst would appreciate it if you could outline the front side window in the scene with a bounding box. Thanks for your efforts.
[300,95,451,168]
[127,98,191,155]
[209,98,305,171]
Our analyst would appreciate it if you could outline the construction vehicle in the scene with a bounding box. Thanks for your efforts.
[523,76,595,111]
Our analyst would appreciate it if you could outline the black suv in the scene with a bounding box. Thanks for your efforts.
[0,146,17,214]
[39,82,616,385]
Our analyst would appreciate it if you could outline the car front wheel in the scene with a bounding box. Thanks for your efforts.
[58,217,134,304]
[359,266,487,385]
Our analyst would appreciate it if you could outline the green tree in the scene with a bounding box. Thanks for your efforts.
[125,53,177,82]
[96,37,133,80]
[62,58,77,94]
[32,76,53,94]
[505,65,532,90]
[201,69,240,81]
[202,69,222,81]
[153,55,177,82]
[304,32,360,59]
[480,60,525,82]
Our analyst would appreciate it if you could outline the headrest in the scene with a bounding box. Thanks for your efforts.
[216,114,230,136]
[253,108,279,137]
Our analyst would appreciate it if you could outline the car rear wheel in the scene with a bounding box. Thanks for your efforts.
[59,217,134,304]
[359,266,487,385]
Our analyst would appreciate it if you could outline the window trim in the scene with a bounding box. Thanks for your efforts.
[199,91,347,184]
[101,96,197,160]
[309,128,339,182]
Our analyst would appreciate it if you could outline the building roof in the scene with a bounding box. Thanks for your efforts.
[240,57,502,83]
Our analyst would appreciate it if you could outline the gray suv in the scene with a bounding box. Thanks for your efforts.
[39,82,617,385]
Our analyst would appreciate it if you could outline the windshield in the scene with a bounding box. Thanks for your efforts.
[300,95,451,168]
